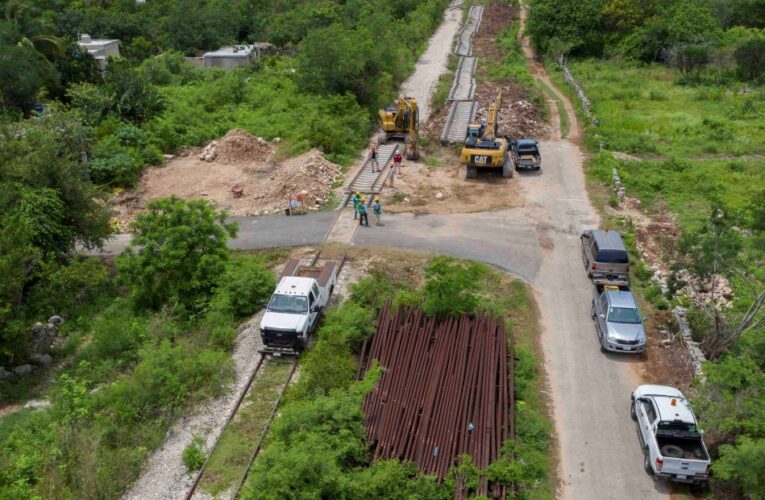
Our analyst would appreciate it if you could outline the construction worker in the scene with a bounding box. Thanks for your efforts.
[352,191,361,219]
[370,145,379,172]
[388,159,395,187]
[393,149,402,175]
[358,198,369,227]
[373,197,382,226]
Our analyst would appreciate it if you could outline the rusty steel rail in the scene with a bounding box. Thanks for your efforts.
[360,303,513,497]
[184,355,267,500]
[231,359,299,499]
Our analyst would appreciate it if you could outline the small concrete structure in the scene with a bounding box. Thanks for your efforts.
[185,43,274,69]
[202,44,257,69]
[77,34,120,70]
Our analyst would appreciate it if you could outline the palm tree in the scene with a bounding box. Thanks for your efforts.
[2,0,65,58]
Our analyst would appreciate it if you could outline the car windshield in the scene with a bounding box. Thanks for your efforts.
[659,421,697,433]
[268,294,307,314]
[608,307,641,324]
[596,249,628,264]
[518,146,538,155]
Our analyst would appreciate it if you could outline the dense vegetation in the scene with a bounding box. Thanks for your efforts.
[0,0,450,363]
[530,0,765,495]
[0,197,276,497]
[243,256,552,499]
[528,0,765,83]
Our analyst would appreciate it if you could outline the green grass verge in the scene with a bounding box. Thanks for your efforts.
[536,79,569,138]
[199,358,295,496]
[562,59,765,158]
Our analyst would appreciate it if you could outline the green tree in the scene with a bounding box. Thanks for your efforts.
[117,197,238,312]
[735,37,765,81]
[422,256,485,318]
[103,58,164,123]
[526,0,607,55]
[0,44,57,116]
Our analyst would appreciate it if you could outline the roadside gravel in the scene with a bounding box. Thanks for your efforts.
[122,313,265,500]
[399,2,463,122]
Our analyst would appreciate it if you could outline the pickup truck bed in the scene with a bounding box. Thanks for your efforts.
[280,259,338,287]
[657,433,709,461]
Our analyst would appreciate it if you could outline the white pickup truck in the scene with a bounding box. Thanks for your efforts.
[259,258,338,355]
[631,385,711,485]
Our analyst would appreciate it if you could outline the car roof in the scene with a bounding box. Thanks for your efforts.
[606,291,637,308]
[275,276,314,296]
[635,385,696,423]
[517,138,537,146]
[591,230,627,252]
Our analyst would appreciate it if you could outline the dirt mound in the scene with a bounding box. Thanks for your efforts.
[113,130,342,224]
[199,129,274,164]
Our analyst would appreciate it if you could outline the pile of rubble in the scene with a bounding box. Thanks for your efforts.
[249,149,341,215]
[0,315,61,380]
[198,129,274,164]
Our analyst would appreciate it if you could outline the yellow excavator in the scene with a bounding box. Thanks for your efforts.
[378,96,419,160]
[460,88,512,179]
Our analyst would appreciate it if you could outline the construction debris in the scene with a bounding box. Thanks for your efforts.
[360,303,513,498]
[112,129,343,221]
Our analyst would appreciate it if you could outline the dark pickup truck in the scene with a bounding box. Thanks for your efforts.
[511,138,541,171]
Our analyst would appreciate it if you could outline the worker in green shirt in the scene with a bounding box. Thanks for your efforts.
[358,198,369,227]
[352,191,361,219]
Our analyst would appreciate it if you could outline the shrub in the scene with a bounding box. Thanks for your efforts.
[88,301,147,365]
[422,257,485,318]
[735,37,765,81]
[88,153,141,186]
[182,436,206,472]
[117,197,237,312]
[218,256,275,319]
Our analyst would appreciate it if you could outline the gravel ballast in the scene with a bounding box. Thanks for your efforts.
[122,312,264,500]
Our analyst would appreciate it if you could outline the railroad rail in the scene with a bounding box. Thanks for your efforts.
[447,56,476,102]
[360,303,513,498]
[441,4,483,144]
[454,4,483,56]
[441,100,477,144]
[339,143,400,208]
[185,249,347,499]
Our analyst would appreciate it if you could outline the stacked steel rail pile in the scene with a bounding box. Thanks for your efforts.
[360,303,514,498]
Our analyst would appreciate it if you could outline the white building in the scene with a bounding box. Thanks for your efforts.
[200,45,258,69]
[77,34,120,70]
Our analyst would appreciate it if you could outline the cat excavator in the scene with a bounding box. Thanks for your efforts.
[378,96,419,160]
[460,88,513,178]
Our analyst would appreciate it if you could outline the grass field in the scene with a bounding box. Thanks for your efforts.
[566,60,765,159]
[552,59,765,231]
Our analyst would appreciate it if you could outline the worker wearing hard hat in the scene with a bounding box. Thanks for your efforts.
[373,197,383,226]
[352,191,361,219]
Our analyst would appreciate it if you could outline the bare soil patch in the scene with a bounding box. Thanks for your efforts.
[378,148,524,214]
[111,129,342,225]
[473,2,551,140]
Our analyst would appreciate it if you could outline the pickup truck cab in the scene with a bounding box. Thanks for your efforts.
[511,138,541,171]
[631,385,711,485]
[581,229,629,283]
[592,283,646,353]
[259,259,338,355]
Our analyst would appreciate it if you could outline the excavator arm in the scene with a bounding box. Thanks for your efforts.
[483,88,501,141]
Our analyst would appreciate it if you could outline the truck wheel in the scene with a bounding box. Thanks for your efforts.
[502,156,513,178]
[644,449,654,475]
[630,400,637,421]
[661,444,684,458]
[466,166,477,179]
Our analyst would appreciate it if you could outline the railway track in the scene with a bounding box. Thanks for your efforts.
[184,357,298,500]
[454,4,483,56]
[185,249,348,499]
[447,56,476,101]
[441,100,477,144]
[338,143,400,208]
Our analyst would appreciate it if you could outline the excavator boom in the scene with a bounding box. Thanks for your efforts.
[484,88,501,141]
